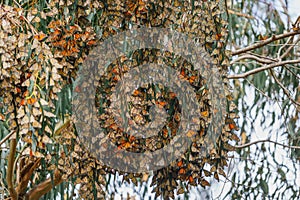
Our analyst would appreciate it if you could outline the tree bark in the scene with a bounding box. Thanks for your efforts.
[24,169,63,200]
[6,138,18,200]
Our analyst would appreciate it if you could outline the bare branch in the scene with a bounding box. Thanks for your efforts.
[16,158,41,196]
[279,37,300,60]
[227,9,255,19]
[248,52,278,61]
[277,35,294,60]
[25,169,63,200]
[6,137,18,200]
[244,78,284,103]
[227,59,300,79]
[278,0,292,28]
[0,131,16,146]
[269,69,300,110]
[285,66,300,79]
[232,30,300,56]
[235,139,300,149]
[230,54,275,65]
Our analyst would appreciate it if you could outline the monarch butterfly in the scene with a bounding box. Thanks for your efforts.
[27,98,36,105]
[178,168,186,175]
[177,160,183,167]
[87,40,96,46]
[229,123,236,130]
[34,33,47,41]
[20,99,26,106]
[200,179,210,187]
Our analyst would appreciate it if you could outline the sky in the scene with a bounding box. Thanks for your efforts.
[276,0,299,25]
[288,0,299,20]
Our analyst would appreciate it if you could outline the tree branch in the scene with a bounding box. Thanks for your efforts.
[285,66,300,79]
[235,139,300,149]
[15,158,41,196]
[278,0,292,28]
[24,169,63,200]
[227,9,255,19]
[269,69,300,110]
[227,59,300,79]
[277,35,293,60]
[0,131,16,146]
[230,54,275,65]
[279,37,300,60]
[6,137,18,200]
[232,30,300,56]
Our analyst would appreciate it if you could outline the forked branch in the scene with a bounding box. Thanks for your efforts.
[24,169,63,200]
[232,30,300,56]
[235,139,300,149]
[227,59,300,79]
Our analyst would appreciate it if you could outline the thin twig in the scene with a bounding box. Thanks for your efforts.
[235,139,300,149]
[282,63,300,70]
[232,30,300,56]
[269,69,300,109]
[227,59,300,79]
[230,54,275,65]
[13,0,21,7]
[227,9,255,19]
[280,37,300,60]
[285,65,300,79]
[0,131,16,146]
[278,0,292,28]
[248,52,278,61]
[243,78,284,103]
[277,35,293,60]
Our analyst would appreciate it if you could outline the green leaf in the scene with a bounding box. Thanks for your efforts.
[260,180,269,194]
[277,168,286,181]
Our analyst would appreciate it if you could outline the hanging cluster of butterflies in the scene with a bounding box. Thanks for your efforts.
[0,0,239,199]
[76,0,239,199]
[96,49,201,153]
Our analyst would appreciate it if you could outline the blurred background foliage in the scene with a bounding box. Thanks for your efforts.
[226,0,300,199]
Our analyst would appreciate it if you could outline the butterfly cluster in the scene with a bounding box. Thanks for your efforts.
[72,0,239,198]
[0,0,239,199]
